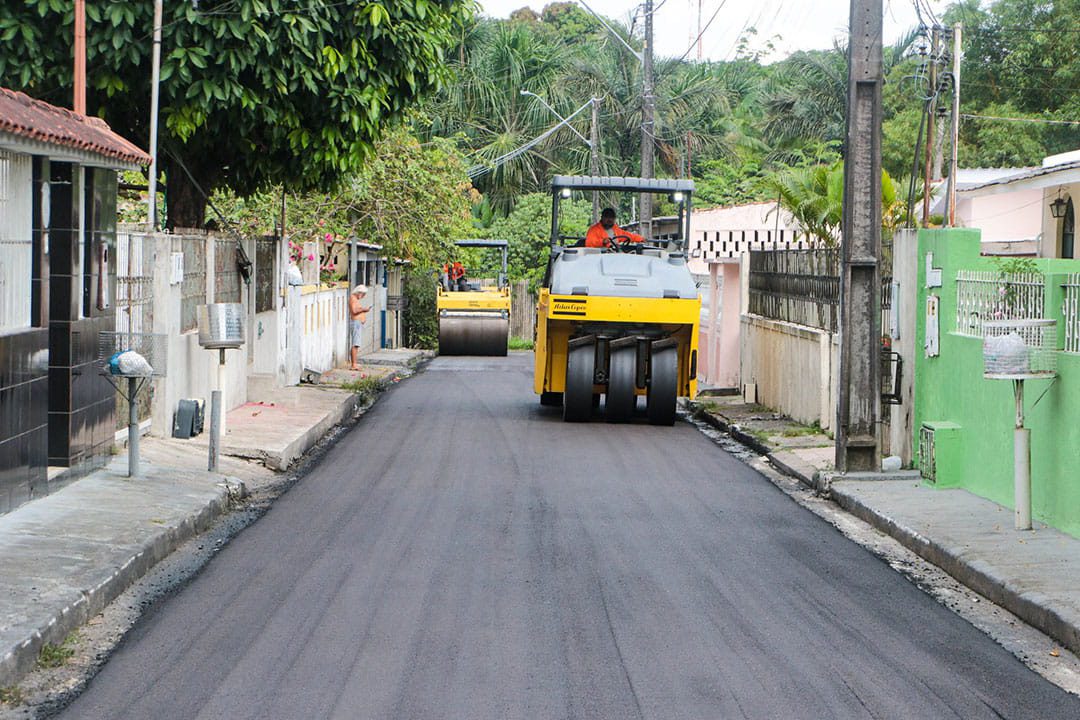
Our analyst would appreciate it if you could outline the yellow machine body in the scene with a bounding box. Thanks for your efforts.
[534,289,700,398]
[437,286,511,356]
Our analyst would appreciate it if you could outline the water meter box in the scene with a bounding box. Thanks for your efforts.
[198,303,246,349]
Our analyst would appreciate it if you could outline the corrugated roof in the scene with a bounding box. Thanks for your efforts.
[960,161,1080,193]
[0,87,150,166]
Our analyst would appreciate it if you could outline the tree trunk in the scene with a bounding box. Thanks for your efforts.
[165,158,211,230]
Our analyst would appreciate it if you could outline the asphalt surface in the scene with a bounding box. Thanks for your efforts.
[59,355,1080,719]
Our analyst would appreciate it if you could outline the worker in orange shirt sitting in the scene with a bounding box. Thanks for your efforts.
[584,207,645,249]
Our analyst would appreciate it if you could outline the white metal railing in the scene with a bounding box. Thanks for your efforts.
[955,270,1044,338]
[1065,273,1080,353]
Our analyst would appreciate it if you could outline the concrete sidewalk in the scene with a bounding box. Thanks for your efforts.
[0,350,425,688]
[691,395,1080,660]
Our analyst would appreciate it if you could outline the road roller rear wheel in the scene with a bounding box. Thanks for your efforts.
[647,346,678,426]
[606,346,637,423]
[564,345,595,422]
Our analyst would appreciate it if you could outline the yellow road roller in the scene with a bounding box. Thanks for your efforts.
[534,176,700,424]
[437,239,511,356]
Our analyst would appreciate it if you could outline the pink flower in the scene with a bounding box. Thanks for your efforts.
[307,253,315,261]
[324,233,332,241]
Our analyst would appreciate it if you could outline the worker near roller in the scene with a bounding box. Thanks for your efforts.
[451,261,468,291]
[349,285,371,371]
[585,207,644,249]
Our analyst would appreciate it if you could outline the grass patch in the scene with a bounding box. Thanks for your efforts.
[37,632,78,669]
[508,337,534,351]
[0,686,24,705]
[342,375,383,404]
[780,423,824,437]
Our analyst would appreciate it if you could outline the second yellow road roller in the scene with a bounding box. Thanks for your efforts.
[534,176,700,425]
[437,239,511,356]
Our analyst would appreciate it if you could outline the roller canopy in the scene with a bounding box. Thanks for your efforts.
[551,176,694,194]
[454,239,509,248]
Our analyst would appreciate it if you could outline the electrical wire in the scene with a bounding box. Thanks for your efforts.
[672,0,730,62]
[961,113,1080,126]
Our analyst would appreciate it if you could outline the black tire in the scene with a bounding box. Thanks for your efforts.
[647,346,678,426]
[540,391,563,407]
[564,345,595,422]
[606,346,637,422]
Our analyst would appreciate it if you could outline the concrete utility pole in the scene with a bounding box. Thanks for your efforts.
[590,97,602,221]
[640,0,656,238]
[947,23,963,227]
[148,0,163,230]
[922,26,940,227]
[836,0,884,472]
[74,0,86,115]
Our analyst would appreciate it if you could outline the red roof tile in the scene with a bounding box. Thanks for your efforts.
[0,86,150,166]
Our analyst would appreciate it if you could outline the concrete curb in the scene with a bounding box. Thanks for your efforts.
[224,391,363,470]
[0,478,244,687]
[830,484,1080,657]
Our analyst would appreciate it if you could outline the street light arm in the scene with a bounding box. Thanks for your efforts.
[520,90,593,147]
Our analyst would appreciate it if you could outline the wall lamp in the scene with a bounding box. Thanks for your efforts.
[1050,193,1068,219]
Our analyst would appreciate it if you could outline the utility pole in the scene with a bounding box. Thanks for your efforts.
[640,0,655,239]
[148,0,163,230]
[836,0,883,472]
[922,26,940,227]
[947,23,963,227]
[697,0,704,61]
[590,97,602,221]
[73,0,86,115]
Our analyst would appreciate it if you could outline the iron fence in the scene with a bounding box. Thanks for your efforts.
[748,249,840,332]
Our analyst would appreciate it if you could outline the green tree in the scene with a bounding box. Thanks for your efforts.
[0,0,473,228]
[215,129,476,269]
[477,192,591,290]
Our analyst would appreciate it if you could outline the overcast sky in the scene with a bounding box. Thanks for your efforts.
[476,0,946,62]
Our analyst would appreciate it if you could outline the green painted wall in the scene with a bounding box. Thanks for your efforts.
[914,229,1080,538]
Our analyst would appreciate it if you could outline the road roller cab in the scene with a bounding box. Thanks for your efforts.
[534,176,700,424]
[437,239,511,356]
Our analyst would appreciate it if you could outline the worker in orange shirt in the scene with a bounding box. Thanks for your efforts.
[585,207,645,248]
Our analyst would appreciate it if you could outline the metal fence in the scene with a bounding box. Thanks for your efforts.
[214,237,242,303]
[176,235,206,332]
[1064,273,1080,354]
[255,236,278,313]
[748,249,840,332]
[955,270,1045,338]
[116,233,155,336]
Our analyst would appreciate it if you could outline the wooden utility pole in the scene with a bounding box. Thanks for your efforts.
[640,0,655,238]
[836,0,883,472]
[73,0,86,115]
[922,26,940,227]
[947,23,963,227]
[590,97,602,221]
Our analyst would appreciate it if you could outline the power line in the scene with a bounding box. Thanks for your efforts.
[673,0,730,62]
[962,113,1080,126]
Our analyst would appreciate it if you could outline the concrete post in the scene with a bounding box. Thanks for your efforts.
[836,0,883,472]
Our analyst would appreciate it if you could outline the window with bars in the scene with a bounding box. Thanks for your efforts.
[1064,273,1080,354]
[0,151,33,334]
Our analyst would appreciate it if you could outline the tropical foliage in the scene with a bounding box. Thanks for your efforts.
[0,0,473,228]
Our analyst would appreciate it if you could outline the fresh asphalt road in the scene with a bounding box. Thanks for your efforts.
[60,354,1080,719]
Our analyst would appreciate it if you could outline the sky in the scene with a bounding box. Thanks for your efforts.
[476,0,948,63]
